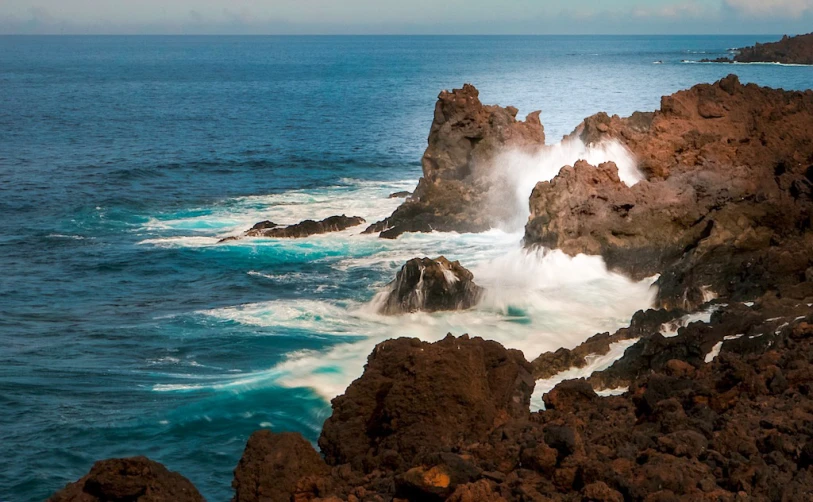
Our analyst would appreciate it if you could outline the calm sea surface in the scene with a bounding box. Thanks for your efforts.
[1,35,810,501]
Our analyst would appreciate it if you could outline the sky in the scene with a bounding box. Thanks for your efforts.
[1,0,812,35]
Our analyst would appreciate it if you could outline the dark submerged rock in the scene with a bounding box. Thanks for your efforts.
[221,214,365,242]
[377,257,484,315]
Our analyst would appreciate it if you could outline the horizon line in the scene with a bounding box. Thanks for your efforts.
[0,32,790,37]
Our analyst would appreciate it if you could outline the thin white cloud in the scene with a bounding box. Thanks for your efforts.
[632,1,710,18]
[724,0,813,17]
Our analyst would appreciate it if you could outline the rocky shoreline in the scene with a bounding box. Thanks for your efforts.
[49,77,813,501]
[699,33,813,65]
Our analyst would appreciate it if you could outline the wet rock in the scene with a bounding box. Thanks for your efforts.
[389,191,411,198]
[231,431,331,502]
[369,84,545,238]
[252,215,365,238]
[318,334,534,470]
[376,257,484,314]
[48,457,204,502]
[532,308,685,380]
[526,75,813,309]
[249,220,277,231]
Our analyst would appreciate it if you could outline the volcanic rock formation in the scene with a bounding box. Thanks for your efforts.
[48,78,813,502]
[366,84,546,238]
[525,75,813,309]
[376,257,484,315]
[700,33,813,65]
[48,456,204,502]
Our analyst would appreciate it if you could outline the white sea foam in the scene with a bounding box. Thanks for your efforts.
[178,245,656,401]
[660,304,720,337]
[145,158,658,403]
[139,179,415,241]
[530,338,640,411]
[681,60,813,67]
[705,341,723,363]
[485,139,642,230]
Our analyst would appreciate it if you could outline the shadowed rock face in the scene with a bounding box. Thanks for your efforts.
[367,84,546,238]
[701,33,813,65]
[377,257,484,315]
[47,457,204,502]
[526,75,813,309]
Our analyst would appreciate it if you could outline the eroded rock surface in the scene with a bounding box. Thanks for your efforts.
[48,457,204,502]
[526,75,813,309]
[367,84,545,238]
[376,257,484,315]
[232,431,330,502]
[319,334,534,470]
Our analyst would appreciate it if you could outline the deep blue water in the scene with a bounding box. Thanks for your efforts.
[1,35,811,501]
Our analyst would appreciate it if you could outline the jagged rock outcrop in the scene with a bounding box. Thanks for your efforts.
[526,75,813,309]
[701,33,813,65]
[367,84,545,238]
[48,457,204,502]
[50,303,813,501]
[220,215,366,242]
[376,257,484,315]
[532,308,685,380]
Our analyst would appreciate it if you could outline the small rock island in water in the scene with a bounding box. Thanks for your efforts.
[701,32,813,64]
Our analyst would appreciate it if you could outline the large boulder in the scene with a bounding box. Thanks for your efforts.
[231,431,331,502]
[525,75,813,309]
[368,84,545,238]
[377,257,484,315]
[318,334,535,471]
[48,457,204,502]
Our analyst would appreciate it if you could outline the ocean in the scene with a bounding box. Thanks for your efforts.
[1,35,810,501]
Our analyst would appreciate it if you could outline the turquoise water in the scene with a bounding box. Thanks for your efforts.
[1,35,811,501]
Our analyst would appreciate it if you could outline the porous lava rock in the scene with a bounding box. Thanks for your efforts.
[376,257,484,315]
[367,84,545,238]
[231,431,331,502]
[526,75,813,309]
[318,334,535,470]
[48,457,204,502]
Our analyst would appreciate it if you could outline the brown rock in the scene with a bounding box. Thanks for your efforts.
[318,334,534,470]
[48,457,204,502]
[369,84,545,238]
[526,75,813,309]
[232,431,330,502]
[376,257,484,315]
